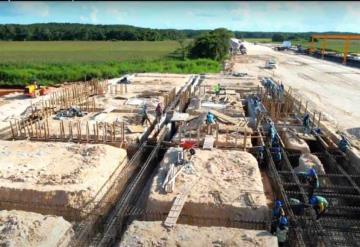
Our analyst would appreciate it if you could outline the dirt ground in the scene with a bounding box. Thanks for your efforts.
[0,140,127,220]
[147,148,269,222]
[231,42,360,138]
[119,220,277,247]
[0,88,59,131]
[0,210,73,247]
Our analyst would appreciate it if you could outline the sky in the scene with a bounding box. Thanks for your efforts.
[0,1,359,33]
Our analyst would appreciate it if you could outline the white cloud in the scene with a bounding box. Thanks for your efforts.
[90,7,98,24]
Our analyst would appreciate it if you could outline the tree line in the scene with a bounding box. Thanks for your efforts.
[0,23,356,42]
[0,23,205,41]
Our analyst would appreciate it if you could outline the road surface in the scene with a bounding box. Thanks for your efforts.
[231,42,360,139]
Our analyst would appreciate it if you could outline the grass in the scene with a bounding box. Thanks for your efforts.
[0,41,220,87]
[243,38,274,43]
[292,39,360,54]
[0,41,181,64]
[0,59,221,87]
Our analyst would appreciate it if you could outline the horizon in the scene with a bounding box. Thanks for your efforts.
[0,1,359,33]
[1,22,359,35]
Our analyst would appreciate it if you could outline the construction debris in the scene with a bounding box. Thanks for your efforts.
[53,106,85,120]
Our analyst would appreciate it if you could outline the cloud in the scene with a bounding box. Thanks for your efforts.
[90,7,98,23]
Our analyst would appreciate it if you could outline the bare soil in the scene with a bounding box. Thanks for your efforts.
[119,220,277,247]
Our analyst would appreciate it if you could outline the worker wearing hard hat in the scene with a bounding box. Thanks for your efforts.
[309,195,329,220]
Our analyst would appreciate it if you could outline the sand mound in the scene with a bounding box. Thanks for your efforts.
[281,129,310,153]
[0,140,127,220]
[0,210,73,247]
[147,148,269,223]
[119,220,277,247]
[294,153,325,174]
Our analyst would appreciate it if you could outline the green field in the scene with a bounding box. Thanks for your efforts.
[243,38,274,43]
[0,41,222,87]
[293,40,360,54]
[0,41,182,64]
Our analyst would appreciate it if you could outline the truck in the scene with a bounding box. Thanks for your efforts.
[274,41,292,51]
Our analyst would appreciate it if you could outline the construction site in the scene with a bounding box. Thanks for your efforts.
[0,38,360,247]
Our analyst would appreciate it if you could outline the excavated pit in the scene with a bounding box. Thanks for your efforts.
[146,148,269,225]
[119,220,278,247]
[0,210,73,247]
[38,111,154,144]
[0,140,128,221]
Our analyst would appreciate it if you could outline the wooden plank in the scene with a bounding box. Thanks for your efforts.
[163,181,195,228]
[225,89,237,95]
[203,135,215,150]
[209,110,239,125]
[171,112,190,122]
[218,125,253,134]
[127,125,145,133]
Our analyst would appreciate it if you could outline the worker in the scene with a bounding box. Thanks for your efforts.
[338,135,350,153]
[272,135,280,148]
[280,82,285,92]
[309,195,329,220]
[140,103,151,126]
[206,112,216,125]
[271,200,285,234]
[267,122,276,147]
[213,83,221,96]
[272,200,285,219]
[155,102,163,123]
[270,146,282,170]
[303,113,310,134]
[276,216,289,247]
[257,146,265,168]
[306,168,319,197]
[278,82,285,100]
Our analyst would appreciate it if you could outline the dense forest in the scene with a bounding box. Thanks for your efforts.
[0,23,357,41]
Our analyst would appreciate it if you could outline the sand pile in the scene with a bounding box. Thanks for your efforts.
[147,148,269,223]
[281,128,310,153]
[294,153,325,174]
[120,220,277,247]
[0,210,73,247]
[0,140,127,220]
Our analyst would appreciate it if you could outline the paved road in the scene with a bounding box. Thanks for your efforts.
[233,43,360,137]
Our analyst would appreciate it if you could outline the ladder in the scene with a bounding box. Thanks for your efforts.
[163,181,195,228]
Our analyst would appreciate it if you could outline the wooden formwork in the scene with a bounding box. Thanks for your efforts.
[10,118,126,147]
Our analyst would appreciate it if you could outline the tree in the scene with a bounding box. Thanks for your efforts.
[189,28,233,61]
[272,34,284,42]
[177,33,187,60]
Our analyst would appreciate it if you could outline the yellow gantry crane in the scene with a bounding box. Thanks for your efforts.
[310,35,360,64]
